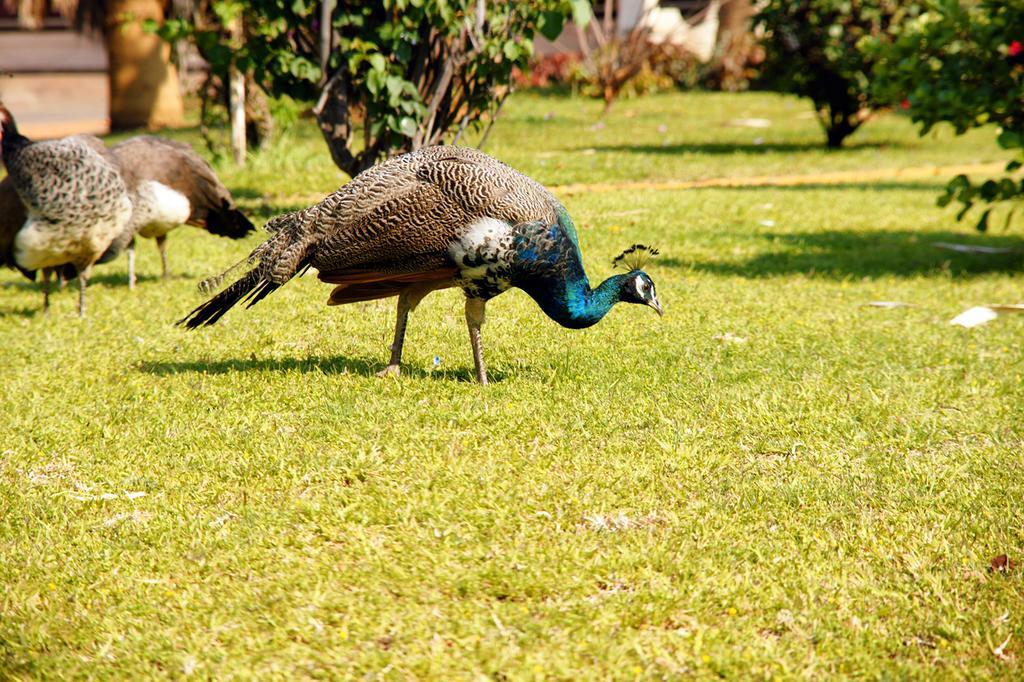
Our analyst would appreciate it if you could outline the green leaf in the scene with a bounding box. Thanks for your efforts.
[366,69,385,96]
[385,75,405,97]
[538,11,565,41]
[997,129,1023,150]
[503,40,521,61]
[398,116,417,137]
[570,0,592,28]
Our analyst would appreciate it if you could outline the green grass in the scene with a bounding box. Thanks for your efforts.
[2,90,1024,679]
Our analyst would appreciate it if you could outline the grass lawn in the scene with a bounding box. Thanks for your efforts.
[2,90,1024,678]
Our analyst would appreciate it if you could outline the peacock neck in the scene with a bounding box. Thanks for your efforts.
[531,271,629,329]
[510,207,627,329]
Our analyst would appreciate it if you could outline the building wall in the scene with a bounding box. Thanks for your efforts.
[0,29,109,137]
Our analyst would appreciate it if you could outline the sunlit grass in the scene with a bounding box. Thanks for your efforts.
[1,90,1022,678]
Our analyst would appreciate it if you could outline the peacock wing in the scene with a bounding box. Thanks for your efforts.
[10,137,126,222]
[170,141,237,223]
[113,136,232,221]
[307,154,470,274]
[413,146,559,226]
[272,147,557,288]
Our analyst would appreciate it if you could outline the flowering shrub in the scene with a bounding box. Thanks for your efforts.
[156,0,590,176]
[512,53,582,89]
[872,1,1024,231]
[754,1,921,148]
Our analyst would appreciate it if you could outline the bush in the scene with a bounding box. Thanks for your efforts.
[871,1,1024,232]
[512,53,581,89]
[158,0,589,176]
[571,41,695,105]
[754,0,921,148]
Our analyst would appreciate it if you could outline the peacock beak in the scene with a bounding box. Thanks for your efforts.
[649,295,663,317]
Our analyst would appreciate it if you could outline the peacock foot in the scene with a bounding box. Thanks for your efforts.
[376,364,401,379]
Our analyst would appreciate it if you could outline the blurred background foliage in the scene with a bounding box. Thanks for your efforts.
[151,0,592,175]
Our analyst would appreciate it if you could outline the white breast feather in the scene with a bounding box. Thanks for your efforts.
[450,217,511,260]
[134,181,192,238]
[13,195,132,270]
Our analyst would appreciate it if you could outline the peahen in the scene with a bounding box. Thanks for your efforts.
[98,136,255,288]
[0,103,133,316]
[179,146,662,383]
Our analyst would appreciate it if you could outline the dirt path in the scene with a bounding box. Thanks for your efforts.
[252,161,1009,208]
[550,161,1008,196]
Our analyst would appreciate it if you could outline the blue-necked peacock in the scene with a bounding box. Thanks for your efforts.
[179,145,662,383]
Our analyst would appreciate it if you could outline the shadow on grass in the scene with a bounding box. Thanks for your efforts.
[87,272,161,288]
[137,354,509,383]
[0,279,36,291]
[2,270,212,292]
[584,140,911,155]
[229,186,268,200]
[676,230,1024,279]
[0,304,40,318]
[233,198,310,221]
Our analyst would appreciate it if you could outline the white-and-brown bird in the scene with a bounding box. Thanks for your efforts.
[180,146,661,383]
[0,104,132,316]
[98,136,255,286]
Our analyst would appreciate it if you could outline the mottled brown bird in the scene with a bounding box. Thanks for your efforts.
[0,175,29,279]
[180,146,661,383]
[1,104,132,316]
[98,136,254,287]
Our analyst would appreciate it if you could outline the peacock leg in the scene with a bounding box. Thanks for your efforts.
[465,297,488,385]
[127,238,136,290]
[156,235,169,279]
[77,265,91,318]
[41,268,52,313]
[376,283,436,378]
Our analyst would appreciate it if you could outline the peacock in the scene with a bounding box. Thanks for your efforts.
[0,103,133,316]
[98,136,255,288]
[179,146,662,383]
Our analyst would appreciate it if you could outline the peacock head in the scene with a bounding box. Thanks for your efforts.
[612,244,662,317]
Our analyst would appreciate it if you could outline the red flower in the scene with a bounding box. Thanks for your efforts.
[1009,41,1023,57]
[900,98,911,110]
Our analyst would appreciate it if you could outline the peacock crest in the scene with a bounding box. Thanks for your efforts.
[612,244,660,271]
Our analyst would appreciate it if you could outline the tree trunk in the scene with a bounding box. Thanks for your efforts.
[313,73,362,176]
[17,0,46,29]
[713,0,755,91]
[245,75,274,150]
[229,65,246,164]
[821,104,860,149]
[105,0,184,129]
[227,14,246,164]
[716,0,754,49]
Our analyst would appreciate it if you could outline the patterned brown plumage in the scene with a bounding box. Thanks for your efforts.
[99,136,254,286]
[0,104,132,316]
[0,175,29,278]
[255,145,557,284]
[181,145,662,383]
